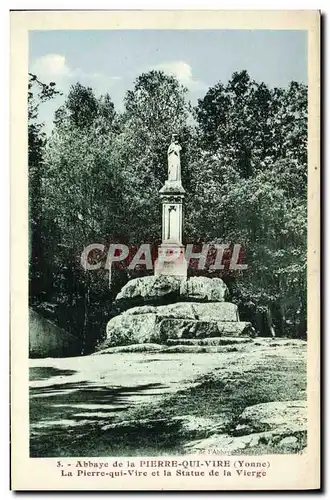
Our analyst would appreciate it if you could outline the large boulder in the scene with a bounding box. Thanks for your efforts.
[180,277,228,302]
[158,319,253,341]
[97,302,254,350]
[115,275,229,310]
[126,302,239,322]
[158,319,220,340]
[115,275,181,309]
[100,313,159,347]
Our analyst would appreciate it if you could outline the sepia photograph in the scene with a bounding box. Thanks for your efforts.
[10,10,320,490]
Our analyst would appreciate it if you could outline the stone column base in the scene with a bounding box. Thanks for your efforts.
[154,243,187,278]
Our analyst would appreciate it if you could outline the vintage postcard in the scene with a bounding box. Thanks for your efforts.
[10,10,320,491]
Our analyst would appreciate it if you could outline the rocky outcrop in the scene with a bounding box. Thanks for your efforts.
[184,400,307,454]
[100,274,255,350]
[97,302,255,349]
[29,309,80,358]
[184,428,306,454]
[173,415,227,439]
[115,275,229,310]
[232,400,307,436]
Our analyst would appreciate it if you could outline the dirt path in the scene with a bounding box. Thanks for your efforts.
[29,339,306,457]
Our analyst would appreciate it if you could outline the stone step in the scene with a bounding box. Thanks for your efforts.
[95,342,251,355]
[164,345,248,353]
[166,337,252,346]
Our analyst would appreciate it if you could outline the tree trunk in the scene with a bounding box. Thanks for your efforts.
[81,284,90,355]
[267,305,276,337]
[279,302,286,337]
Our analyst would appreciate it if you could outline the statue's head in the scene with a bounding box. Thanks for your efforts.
[171,133,178,143]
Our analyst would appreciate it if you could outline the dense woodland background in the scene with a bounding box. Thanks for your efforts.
[28,69,307,354]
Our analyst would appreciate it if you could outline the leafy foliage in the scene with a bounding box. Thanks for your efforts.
[28,73,62,302]
[29,70,308,352]
[194,71,307,336]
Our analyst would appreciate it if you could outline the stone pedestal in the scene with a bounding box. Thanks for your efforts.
[157,180,187,278]
[154,243,187,277]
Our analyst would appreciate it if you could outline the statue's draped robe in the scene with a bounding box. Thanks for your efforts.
[167,143,182,181]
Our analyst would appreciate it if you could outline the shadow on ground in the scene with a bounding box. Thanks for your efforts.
[30,370,183,457]
[29,341,307,457]
[30,367,77,381]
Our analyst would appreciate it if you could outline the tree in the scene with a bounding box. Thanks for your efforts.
[115,70,196,244]
[28,73,62,303]
[193,72,308,336]
[270,82,308,165]
[44,85,124,353]
[196,71,274,178]
[61,82,99,129]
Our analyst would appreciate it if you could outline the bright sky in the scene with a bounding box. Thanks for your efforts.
[29,29,307,132]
